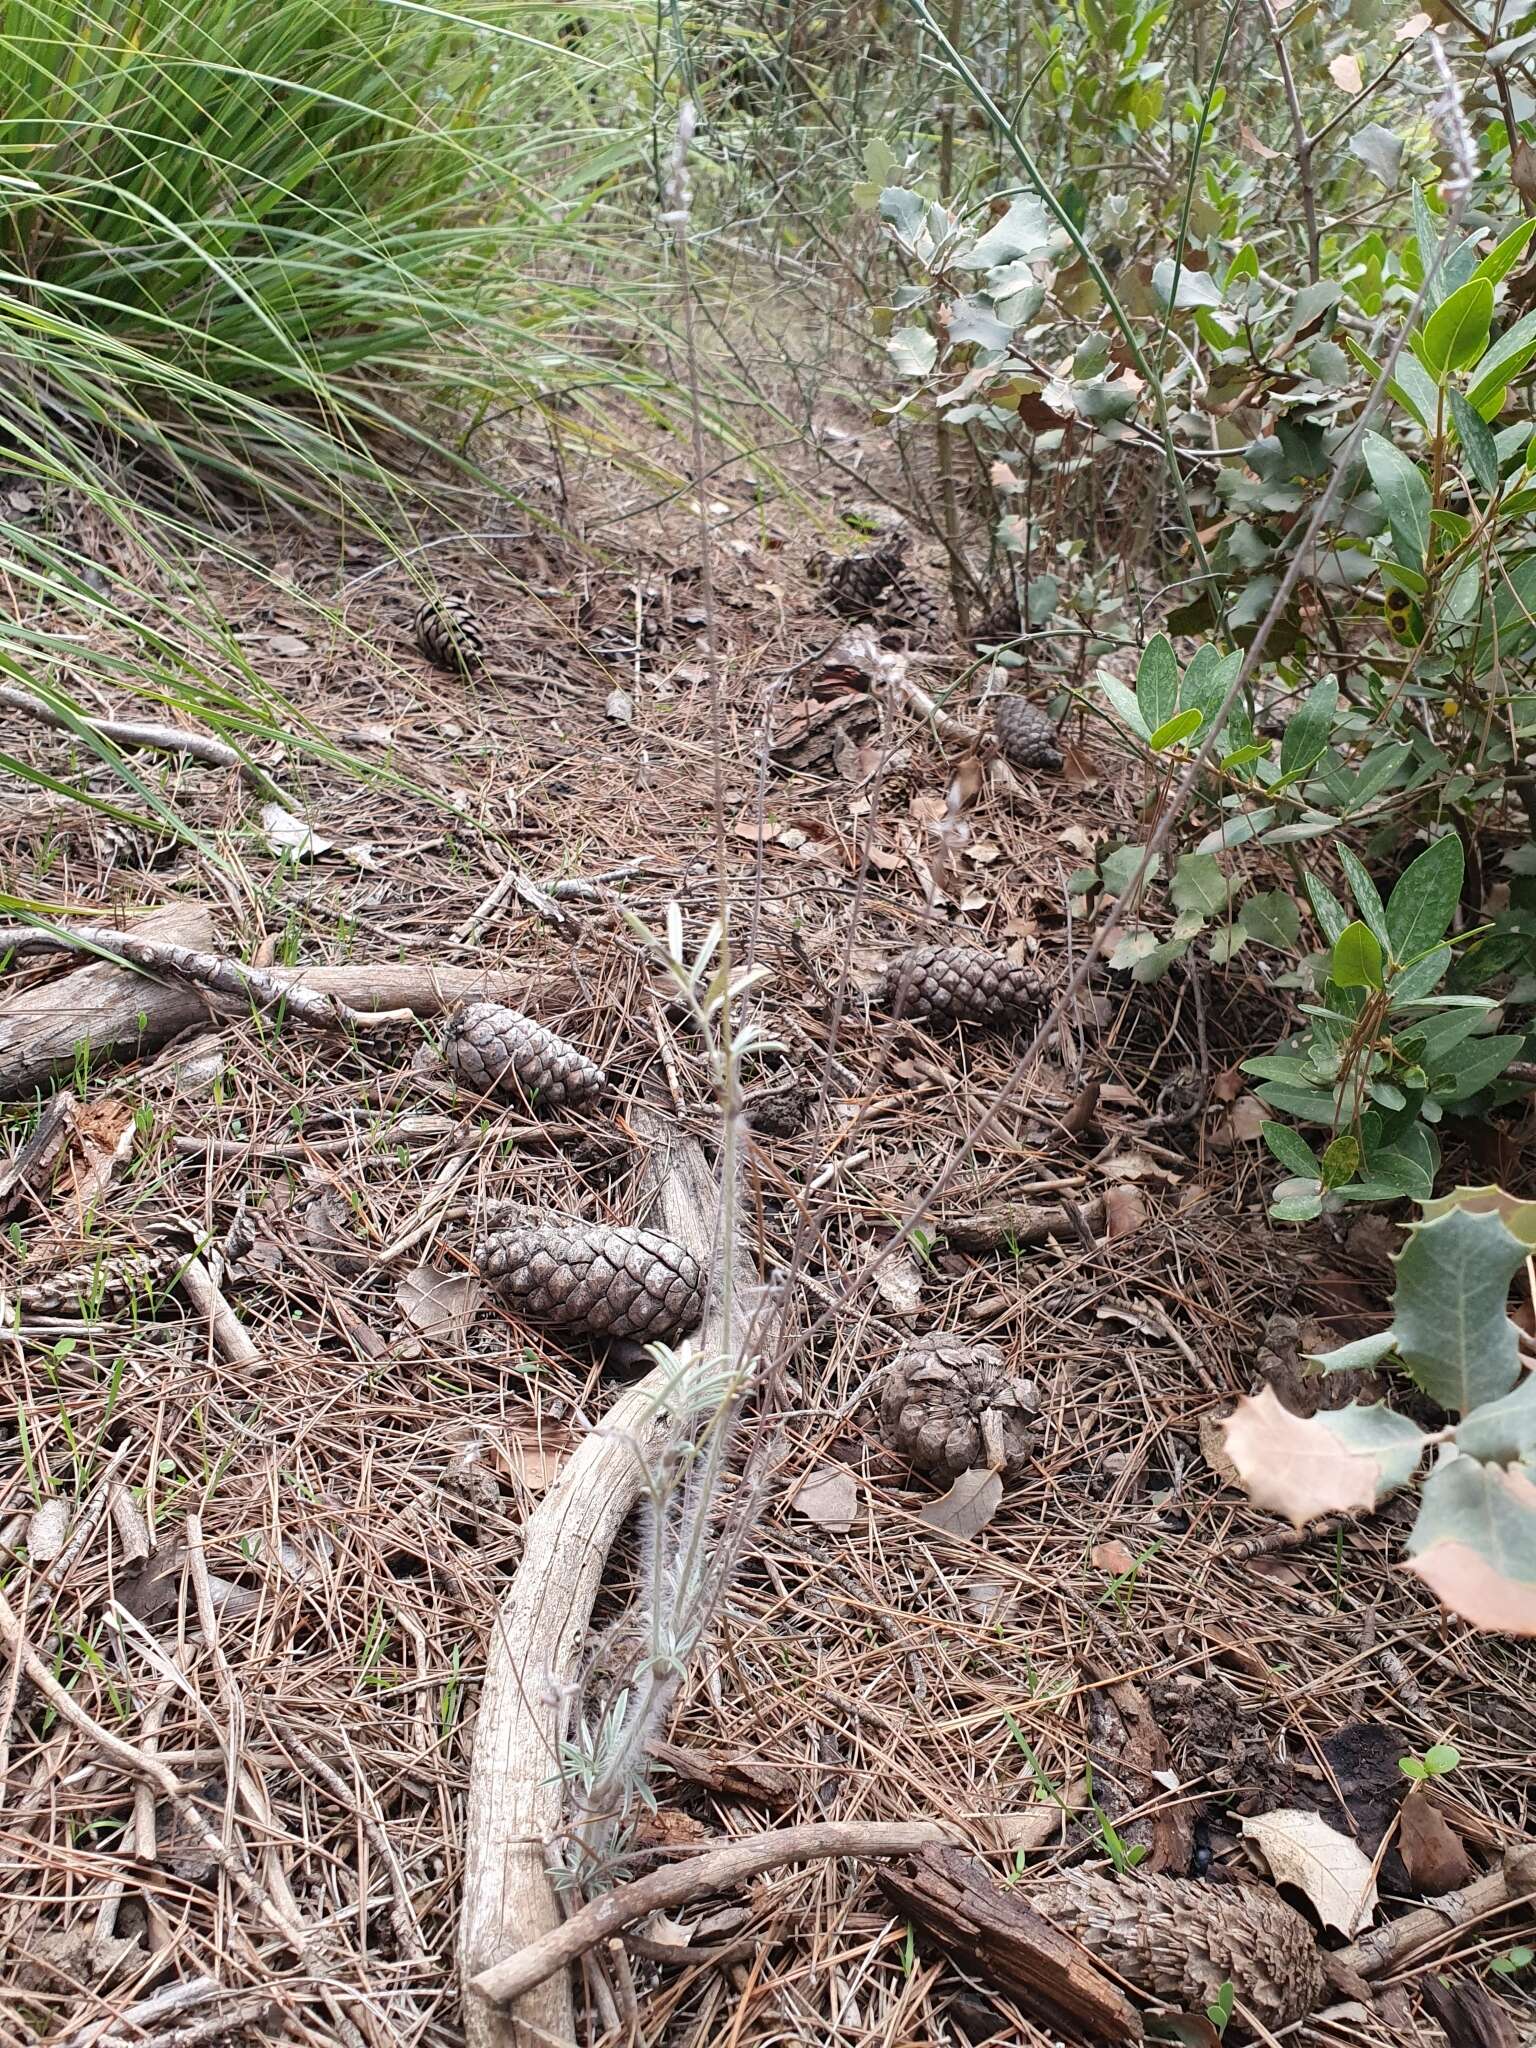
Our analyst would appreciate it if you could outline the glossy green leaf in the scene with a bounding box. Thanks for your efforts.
[1333,920,1385,989]
[1149,706,1203,751]
[1322,1134,1361,1188]
[1449,387,1501,496]
[1419,277,1494,379]
[1466,308,1536,418]
[1472,216,1536,288]
[1278,674,1338,784]
[1135,634,1179,732]
[1262,1121,1321,1178]
[1362,431,1430,571]
[1306,873,1350,947]
[1386,834,1464,962]
[1338,846,1392,951]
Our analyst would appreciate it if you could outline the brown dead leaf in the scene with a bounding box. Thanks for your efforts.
[949,754,987,807]
[1091,1539,1137,1575]
[1329,52,1363,92]
[792,1466,858,1533]
[1240,121,1281,161]
[1396,10,1431,38]
[27,1498,69,1562]
[919,1466,1003,1540]
[58,1099,135,1228]
[1515,141,1536,210]
[1398,1787,1473,1895]
[873,1252,924,1318]
[1102,1184,1148,1239]
[1242,1807,1378,1934]
[396,1264,484,1343]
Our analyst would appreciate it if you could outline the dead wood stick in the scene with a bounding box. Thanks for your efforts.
[1335,1843,1536,1982]
[0,682,291,802]
[899,676,982,750]
[0,908,528,1097]
[0,926,412,1033]
[471,1820,953,2006]
[175,1254,262,1368]
[938,1194,1107,1252]
[458,1103,745,2048]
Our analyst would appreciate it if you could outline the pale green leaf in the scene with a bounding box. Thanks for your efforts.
[1392,1206,1526,1412]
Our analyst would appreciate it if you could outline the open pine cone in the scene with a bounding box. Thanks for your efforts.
[445,1002,605,1109]
[477,1213,704,1343]
[822,531,908,620]
[413,593,484,673]
[879,944,1047,1028]
[992,695,1063,772]
[877,1335,1037,1484]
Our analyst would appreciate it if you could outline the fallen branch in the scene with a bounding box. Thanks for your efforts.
[1334,1843,1536,1983]
[471,1820,954,2007]
[0,683,291,803]
[0,904,529,1096]
[458,1103,747,2048]
[0,925,413,1034]
[899,676,983,749]
[937,1194,1106,1252]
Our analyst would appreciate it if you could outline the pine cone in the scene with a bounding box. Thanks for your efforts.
[992,696,1062,772]
[1030,1869,1326,2030]
[971,594,1024,648]
[413,594,484,673]
[880,944,1047,1027]
[477,1214,705,1342]
[879,569,943,645]
[823,532,907,620]
[445,1002,605,1109]
[878,1336,1037,1483]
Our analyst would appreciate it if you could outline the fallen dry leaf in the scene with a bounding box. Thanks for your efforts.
[260,802,375,868]
[1241,1807,1378,1934]
[874,1253,924,1318]
[1103,1184,1148,1239]
[605,686,635,725]
[1091,1539,1137,1575]
[58,1099,136,1228]
[27,1498,69,1562]
[792,1466,858,1533]
[1329,52,1363,92]
[396,1265,484,1342]
[919,1466,1003,1540]
[1398,1786,1473,1896]
[1396,10,1431,37]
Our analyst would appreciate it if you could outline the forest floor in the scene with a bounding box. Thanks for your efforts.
[2,410,1535,2048]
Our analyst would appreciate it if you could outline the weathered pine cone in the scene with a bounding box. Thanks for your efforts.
[971,594,1024,648]
[992,695,1063,772]
[1030,1869,1326,2031]
[413,594,484,673]
[823,532,908,619]
[880,944,1047,1028]
[477,1214,705,1343]
[878,1335,1037,1483]
[445,1002,605,1110]
[879,569,942,645]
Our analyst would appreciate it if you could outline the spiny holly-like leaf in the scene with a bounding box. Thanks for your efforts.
[1391,1206,1526,1413]
[1455,1378,1536,1465]
[1386,834,1463,964]
[1171,852,1228,917]
[1406,1456,1536,1635]
[962,195,1054,269]
[1240,890,1301,948]
[1219,1385,1427,1528]
[1420,1184,1536,1246]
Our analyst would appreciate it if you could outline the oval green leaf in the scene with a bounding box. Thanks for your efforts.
[1333,920,1385,990]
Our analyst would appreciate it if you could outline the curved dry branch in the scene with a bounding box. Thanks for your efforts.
[0,683,292,803]
[458,1105,740,2048]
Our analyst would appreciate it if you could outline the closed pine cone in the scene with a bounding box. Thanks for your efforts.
[992,695,1062,772]
[822,532,908,619]
[879,1336,1037,1483]
[880,944,1047,1027]
[445,1002,605,1109]
[413,593,484,672]
[477,1214,705,1342]
[1030,1869,1325,2030]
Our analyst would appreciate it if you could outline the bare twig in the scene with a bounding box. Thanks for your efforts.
[0,683,291,803]
[1335,1844,1536,1983]
[936,1195,1106,1252]
[471,1820,953,2005]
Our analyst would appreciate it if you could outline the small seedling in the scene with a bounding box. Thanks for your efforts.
[1399,1743,1461,1782]
[1490,1945,1533,1977]
[1206,1980,1235,2036]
